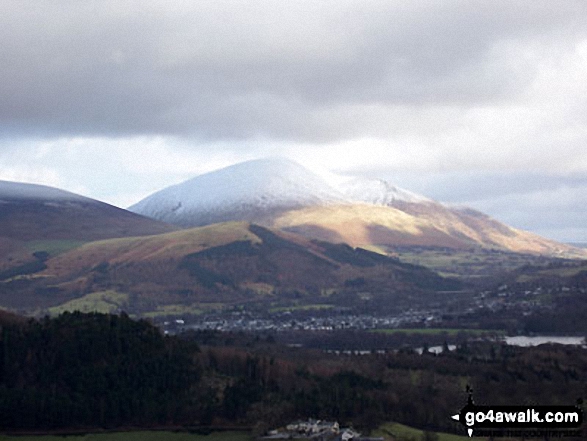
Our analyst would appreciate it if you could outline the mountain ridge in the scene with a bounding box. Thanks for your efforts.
[0,180,177,242]
[129,158,587,258]
[128,157,347,227]
[0,221,460,315]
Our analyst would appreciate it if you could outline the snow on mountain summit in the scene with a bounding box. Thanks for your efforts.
[128,157,434,227]
[340,177,432,205]
[127,158,587,258]
[128,157,347,226]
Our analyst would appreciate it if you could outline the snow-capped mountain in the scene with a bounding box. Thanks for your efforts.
[129,157,348,226]
[128,158,586,257]
[339,177,432,205]
[128,157,432,226]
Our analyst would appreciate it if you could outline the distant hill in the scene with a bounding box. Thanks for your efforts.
[0,180,176,242]
[0,222,460,315]
[0,180,178,278]
[129,158,587,259]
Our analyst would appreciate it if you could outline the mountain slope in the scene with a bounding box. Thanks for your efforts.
[0,222,459,314]
[270,203,584,257]
[129,157,346,226]
[0,180,176,242]
[129,159,586,258]
[0,180,178,278]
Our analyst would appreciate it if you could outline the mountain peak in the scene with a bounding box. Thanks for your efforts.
[340,177,432,205]
[123,158,587,257]
[129,157,346,226]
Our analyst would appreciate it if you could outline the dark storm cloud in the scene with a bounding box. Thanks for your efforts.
[1,0,586,141]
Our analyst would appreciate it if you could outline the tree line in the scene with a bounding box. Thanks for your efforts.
[0,312,585,438]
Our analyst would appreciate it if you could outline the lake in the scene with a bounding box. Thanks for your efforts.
[504,335,586,347]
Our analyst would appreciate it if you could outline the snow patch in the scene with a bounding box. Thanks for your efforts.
[340,177,432,205]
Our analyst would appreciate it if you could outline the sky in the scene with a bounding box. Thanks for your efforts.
[1,0,587,242]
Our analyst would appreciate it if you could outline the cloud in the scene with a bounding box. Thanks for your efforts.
[0,136,263,207]
[0,165,63,188]
[1,1,587,242]
[1,0,586,142]
[470,183,587,242]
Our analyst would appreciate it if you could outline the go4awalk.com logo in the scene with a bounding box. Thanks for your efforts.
[451,387,584,438]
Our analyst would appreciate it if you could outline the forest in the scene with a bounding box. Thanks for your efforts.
[0,312,585,438]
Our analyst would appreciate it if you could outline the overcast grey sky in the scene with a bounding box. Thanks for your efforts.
[1,0,586,242]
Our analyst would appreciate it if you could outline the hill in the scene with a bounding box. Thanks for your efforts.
[0,222,460,315]
[270,203,582,257]
[0,180,176,242]
[128,157,346,227]
[129,158,586,259]
[0,180,177,279]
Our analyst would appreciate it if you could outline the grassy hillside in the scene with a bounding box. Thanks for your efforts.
[269,203,587,259]
[43,222,262,275]
[373,422,475,441]
[47,290,129,315]
[0,222,461,316]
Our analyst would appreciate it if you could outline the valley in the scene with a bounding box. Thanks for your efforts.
[4,3,587,438]
[1,160,586,339]
[1,161,586,440]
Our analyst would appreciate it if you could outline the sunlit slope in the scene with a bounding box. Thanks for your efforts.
[128,159,586,259]
[398,202,586,257]
[271,204,462,249]
[270,203,587,258]
[2,222,459,314]
[44,221,262,274]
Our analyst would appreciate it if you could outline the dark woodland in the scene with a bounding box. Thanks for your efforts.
[0,312,585,437]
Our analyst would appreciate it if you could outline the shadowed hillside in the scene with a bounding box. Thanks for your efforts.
[0,222,460,315]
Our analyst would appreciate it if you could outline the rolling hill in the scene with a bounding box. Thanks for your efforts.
[0,222,460,315]
[0,180,178,276]
[0,180,176,242]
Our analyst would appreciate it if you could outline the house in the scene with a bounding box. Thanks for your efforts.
[340,428,360,441]
[262,419,381,441]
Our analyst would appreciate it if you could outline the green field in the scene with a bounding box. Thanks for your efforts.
[141,302,228,318]
[394,247,559,279]
[0,431,252,441]
[373,422,477,441]
[269,303,335,313]
[25,240,87,256]
[48,290,129,315]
